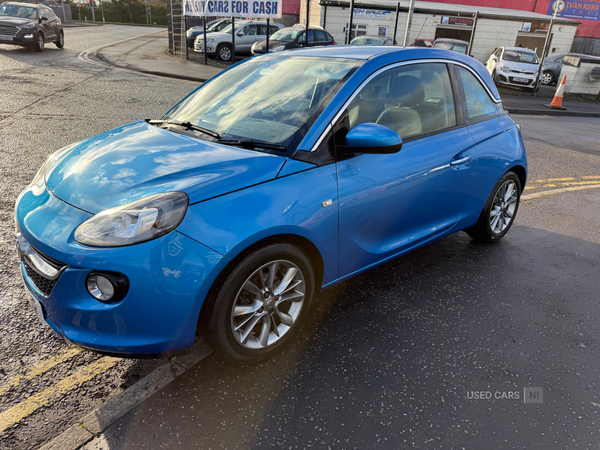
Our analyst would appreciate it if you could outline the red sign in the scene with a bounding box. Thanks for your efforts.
[441,16,474,26]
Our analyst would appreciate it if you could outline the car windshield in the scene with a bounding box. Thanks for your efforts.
[351,37,386,45]
[433,42,467,54]
[165,57,360,154]
[207,21,226,32]
[270,28,303,42]
[503,50,539,64]
[0,4,37,18]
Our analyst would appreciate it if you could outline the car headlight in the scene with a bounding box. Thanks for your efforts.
[29,143,76,187]
[500,64,511,73]
[74,192,189,247]
[270,45,285,52]
[21,23,36,29]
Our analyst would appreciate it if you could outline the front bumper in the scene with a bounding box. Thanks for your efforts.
[0,32,36,46]
[15,185,226,355]
[193,39,216,55]
[495,71,538,88]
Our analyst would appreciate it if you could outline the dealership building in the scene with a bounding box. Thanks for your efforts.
[301,0,589,62]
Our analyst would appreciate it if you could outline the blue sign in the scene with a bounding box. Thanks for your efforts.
[547,0,600,21]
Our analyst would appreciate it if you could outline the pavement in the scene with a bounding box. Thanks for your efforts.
[93,29,600,116]
[95,29,222,82]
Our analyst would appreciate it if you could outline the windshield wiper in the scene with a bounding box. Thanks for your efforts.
[217,138,287,152]
[147,119,221,139]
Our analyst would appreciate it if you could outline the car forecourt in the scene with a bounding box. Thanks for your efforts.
[297,0,579,63]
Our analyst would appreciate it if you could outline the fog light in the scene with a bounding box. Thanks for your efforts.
[24,34,33,38]
[86,272,129,303]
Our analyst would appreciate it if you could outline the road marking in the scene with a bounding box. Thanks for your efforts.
[582,176,600,179]
[543,184,557,187]
[0,347,83,398]
[547,177,575,181]
[522,183,600,201]
[562,181,600,186]
[0,357,120,433]
[524,186,535,190]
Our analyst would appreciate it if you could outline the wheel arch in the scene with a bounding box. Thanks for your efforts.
[508,164,527,193]
[196,233,324,336]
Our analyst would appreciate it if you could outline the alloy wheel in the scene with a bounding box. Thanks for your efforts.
[230,259,305,350]
[489,180,518,234]
[219,46,231,61]
[542,71,553,85]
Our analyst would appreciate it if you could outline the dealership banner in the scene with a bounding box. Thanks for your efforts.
[548,0,600,21]
[184,0,282,18]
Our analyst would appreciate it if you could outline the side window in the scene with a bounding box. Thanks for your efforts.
[456,66,503,121]
[315,30,326,42]
[257,25,267,35]
[269,25,279,35]
[39,8,47,19]
[297,31,306,44]
[246,25,257,36]
[307,30,315,43]
[347,63,456,140]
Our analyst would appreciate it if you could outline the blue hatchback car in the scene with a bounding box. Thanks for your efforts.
[15,46,527,362]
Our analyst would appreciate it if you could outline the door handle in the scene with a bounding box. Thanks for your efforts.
[450,156,471,166]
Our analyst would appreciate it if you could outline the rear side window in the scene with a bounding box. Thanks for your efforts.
[456,66,503,121]
[315,30,326,42]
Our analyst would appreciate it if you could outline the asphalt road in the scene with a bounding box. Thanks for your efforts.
[1,26,600,450]
[0,25,195,450]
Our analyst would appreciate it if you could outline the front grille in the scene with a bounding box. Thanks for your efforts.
[23,260,58,296]
[0,26,18,37]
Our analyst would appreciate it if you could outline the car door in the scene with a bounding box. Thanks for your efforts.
[38,8,53,41]
[45,8,58,39]
[336,62,477,278]
[236,24,259,54]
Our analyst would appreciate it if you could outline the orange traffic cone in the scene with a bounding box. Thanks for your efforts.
[545,75,567,110]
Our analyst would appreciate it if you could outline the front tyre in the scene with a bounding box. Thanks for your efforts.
[541,70,554,85]
[34,32,44,52]
[55,30,64,48]
[205,244,315,362]
[465,171,521,243]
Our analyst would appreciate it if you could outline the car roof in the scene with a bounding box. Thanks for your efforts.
[504,46,537,53]
[435,38,469,44]
[352,35,391,39]
[2,1,41,6]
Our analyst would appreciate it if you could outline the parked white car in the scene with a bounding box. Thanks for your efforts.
[486,47,540,90]
[194,20,284,61]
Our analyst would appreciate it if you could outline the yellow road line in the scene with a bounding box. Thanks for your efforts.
[547,177,575,181]
[0,347,83,398]
[562,181,600,186]
[535,180,546,183]
[543,184,557,187]
[524,186,535,190]
[582,176,600,179]
[0,356,120,433]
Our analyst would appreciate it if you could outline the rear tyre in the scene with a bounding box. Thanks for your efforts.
[34,32,44,52]
[55,30,64,49]
[203,243,315,363]
[465,171,521,243]
[217,44,232,61]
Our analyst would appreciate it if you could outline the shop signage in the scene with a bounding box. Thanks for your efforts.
[353,9,392,19]
[184,0,282,18]
[547,0,600,21]
[441,16,474,26]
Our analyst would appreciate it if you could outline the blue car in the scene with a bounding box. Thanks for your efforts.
[15,46,527,362]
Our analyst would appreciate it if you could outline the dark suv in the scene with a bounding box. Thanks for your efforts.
[251,25,335,55]
[0,2,64,51]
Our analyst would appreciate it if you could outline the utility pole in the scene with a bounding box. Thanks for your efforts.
[99,0,105,23]
[533,0,562,96]
[346,0,355,44]
[392,2,399,45]
[403,0,415,46]
[145,0,149,24]
[467,11,478,56]
[305,0,309,31]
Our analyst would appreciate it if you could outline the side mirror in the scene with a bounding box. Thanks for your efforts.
[237,32,244,36]
[339,123,403,154]
[492,56,498,61]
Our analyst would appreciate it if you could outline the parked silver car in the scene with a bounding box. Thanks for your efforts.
[486,46,540,90]
[194,20,284,61]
